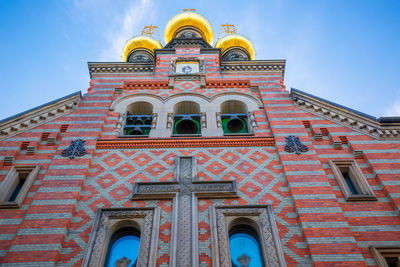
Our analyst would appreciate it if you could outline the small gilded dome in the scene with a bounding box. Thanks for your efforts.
[122,35,163,62]
[164,11,214,45]
[215,34,255,60]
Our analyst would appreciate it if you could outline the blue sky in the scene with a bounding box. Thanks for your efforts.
[0,0,399,120]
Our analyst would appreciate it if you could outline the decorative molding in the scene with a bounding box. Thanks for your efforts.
[81,207,160,267]
[162,37,212,49]
[206,79,251,88]
[88,63,154,77]
[328,160,376,201]
[0,92,81,141]
[123,80,169,90]
[96,136,275,149]
[0,166,40,209]
[131,157,238,267]
[220,60,285,73]
[291,88,400,140]
[210,205,287,267]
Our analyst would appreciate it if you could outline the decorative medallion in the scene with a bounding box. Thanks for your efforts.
[61,139,87,159]
[284,135,308,155]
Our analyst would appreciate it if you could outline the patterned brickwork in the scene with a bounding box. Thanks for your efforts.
[1,45,400,267]
[56,147,310,266]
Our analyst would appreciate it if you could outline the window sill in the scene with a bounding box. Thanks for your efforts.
[0,201,20,209]
[118,135,150,138]
[345,194,377,202]
[171,134,202,137]
[223,132,254,136]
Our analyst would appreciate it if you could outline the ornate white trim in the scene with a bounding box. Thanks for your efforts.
[221,60,285,73]
[0,92,81,141]
[210,205,287,267]
[81,207,160,267]
[291,89,400,140]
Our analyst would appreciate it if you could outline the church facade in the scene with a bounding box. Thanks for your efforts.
[1,10,400,267]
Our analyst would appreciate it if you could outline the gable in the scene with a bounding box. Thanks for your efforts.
[291,88,400,140]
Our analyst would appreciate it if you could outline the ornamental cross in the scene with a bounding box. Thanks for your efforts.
[221,23,237,35]
[61,139,87,159]
[131,156,238,266]
[141,25,158,37]
[284,135,309,155]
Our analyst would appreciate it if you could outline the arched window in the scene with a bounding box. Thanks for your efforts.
[175,27,203,39]
[124,102,153,136]
[229,223,265,267]
[105,227,141,267]
[127,49,154,63]
[220,100,250,134]
[173,101,201,135]
[222,47,250,61]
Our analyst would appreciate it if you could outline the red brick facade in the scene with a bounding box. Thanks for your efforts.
[1,21,400,267]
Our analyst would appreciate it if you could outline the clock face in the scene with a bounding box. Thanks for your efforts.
[176,61,199,74]
[182,65,193,74]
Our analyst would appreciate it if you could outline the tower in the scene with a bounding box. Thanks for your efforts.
[1,9,400,267]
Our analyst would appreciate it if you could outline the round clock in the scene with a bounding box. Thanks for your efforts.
[182,65,193,74]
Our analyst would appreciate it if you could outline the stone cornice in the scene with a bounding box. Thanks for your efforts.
[96,136,275,149]
[123,80,169,89]
[291,88,400,140]
[88,62,155,77]
[220,60,285,74]
[0,91,81,141]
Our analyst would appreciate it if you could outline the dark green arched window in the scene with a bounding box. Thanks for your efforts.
[229,225,265,267]
[105,227,140,267]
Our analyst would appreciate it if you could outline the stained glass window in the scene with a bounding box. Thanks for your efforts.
[229,226,265,267]
[105,228,140,267]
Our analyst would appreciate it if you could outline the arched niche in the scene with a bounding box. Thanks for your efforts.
[221,100,248,114]
[173,101,201,135]
[126,101,153,115]
[220,100,250,134]
[211,93,262,111]
[110,94,164,113]
[111,95,163,137]
[174,101,200,114]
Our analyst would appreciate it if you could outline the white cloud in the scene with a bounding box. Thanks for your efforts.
[100,0,156,61]
[384,100,400,116]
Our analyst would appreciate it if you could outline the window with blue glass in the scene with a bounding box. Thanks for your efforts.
[229,225,265,267]
[105,227,140,267]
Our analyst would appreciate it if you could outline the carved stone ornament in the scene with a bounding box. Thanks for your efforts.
[210,205,287,267]
[116,112,126,135]
[81,207,160,267]
[131,156,238,267]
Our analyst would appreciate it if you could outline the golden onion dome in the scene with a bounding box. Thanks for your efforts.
[214,34,255,60]
[122,35,163,62]
[164,11,214,45]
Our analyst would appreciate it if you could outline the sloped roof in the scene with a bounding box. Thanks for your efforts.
[291,88,400,140]
[0,91,81,140]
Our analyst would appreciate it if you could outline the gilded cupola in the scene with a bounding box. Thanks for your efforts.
[214,24,255,61]
[122,25,163,63]
[164,10,214,45]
